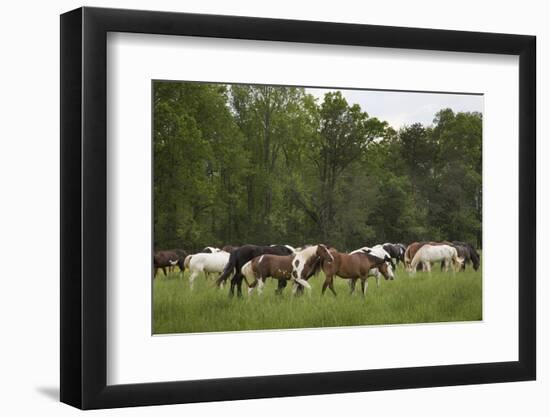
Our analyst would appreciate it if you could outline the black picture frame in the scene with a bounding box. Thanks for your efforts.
[60,6,536,410]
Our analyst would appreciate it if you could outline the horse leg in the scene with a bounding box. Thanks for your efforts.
[321,276,331,296]
[257,277,265,295]
[235,272,244,298]
[295,281,306,296]
[162,267,167,277]
[361,277,368,296]
[188,270,199,290]
[228,274,236,297]
[328,277,337,296]
[349,279,356,295]
[276,279,287,295]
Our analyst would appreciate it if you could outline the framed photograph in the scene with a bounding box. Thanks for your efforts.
[60,6,536,409]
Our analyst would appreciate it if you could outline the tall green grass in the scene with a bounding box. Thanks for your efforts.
[153,266,482,334]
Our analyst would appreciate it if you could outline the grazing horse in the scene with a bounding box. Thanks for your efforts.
[215,244,295,297]
[153,249,186,278]
[409,244,463,273]
[404,241,453,271]
[243,245,330,295]
[321,249,394,296]
[185,251,230,290]
[350,246,396,290]
[452,241,480,271]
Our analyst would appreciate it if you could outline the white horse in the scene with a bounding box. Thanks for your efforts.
[349,246,395,291]
[409,244,463,274]
[185,251,230,290]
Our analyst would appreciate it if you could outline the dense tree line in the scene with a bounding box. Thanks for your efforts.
[154,82,482,252]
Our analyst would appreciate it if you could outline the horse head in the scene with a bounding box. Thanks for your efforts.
[368,254,394,280]
[382,255,396,280]
[383,255,396,271]
[316,244,334,264]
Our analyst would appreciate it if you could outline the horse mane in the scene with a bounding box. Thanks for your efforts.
[305,256,322,278]
[295,245,319,261]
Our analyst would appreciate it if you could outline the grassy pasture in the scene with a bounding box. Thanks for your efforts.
[153,265,482,335]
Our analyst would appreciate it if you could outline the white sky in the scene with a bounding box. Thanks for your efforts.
[306,88,483,130]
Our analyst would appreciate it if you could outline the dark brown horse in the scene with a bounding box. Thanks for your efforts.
[242,245,330,295]
[153,249,186,278]
[215,244,295,297]
[321,249,394,296]
[452,241,480,270]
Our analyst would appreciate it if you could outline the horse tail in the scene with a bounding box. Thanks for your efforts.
[215,252,237,287]
[404,245,412,267]
[183,255,192,271]
[409,249,421,272]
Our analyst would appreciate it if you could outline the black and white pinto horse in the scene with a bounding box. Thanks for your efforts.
[375,243,406,266]
[215,244,295,297]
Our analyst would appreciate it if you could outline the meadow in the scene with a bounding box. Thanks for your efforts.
[153,265,482,334]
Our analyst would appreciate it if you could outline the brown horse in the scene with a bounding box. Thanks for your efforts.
[321,249,394,296]
[242,244,330,295]
[153,249,186,278]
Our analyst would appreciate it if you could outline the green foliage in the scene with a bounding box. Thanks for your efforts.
[154,82,482,251]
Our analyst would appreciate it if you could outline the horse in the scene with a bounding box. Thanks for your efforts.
[215,244,295,297]
[243,245,330,295]
[320,249,394,296]
[452,241,480,271]
[349,246,396,290]
[153,249,186,278]
[185,251,230,290]
[377,243,406,266]
[409,244,463,274]
[439,243,468,272]
[164,248,188,274]
[404,241,453,271]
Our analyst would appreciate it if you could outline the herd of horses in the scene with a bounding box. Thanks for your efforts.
[153,240,480,297]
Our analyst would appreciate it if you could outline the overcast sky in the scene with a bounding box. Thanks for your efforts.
[306,88,483,130]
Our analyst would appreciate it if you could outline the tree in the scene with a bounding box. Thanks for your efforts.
[153,82,483,252]
[310,91,389,242]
